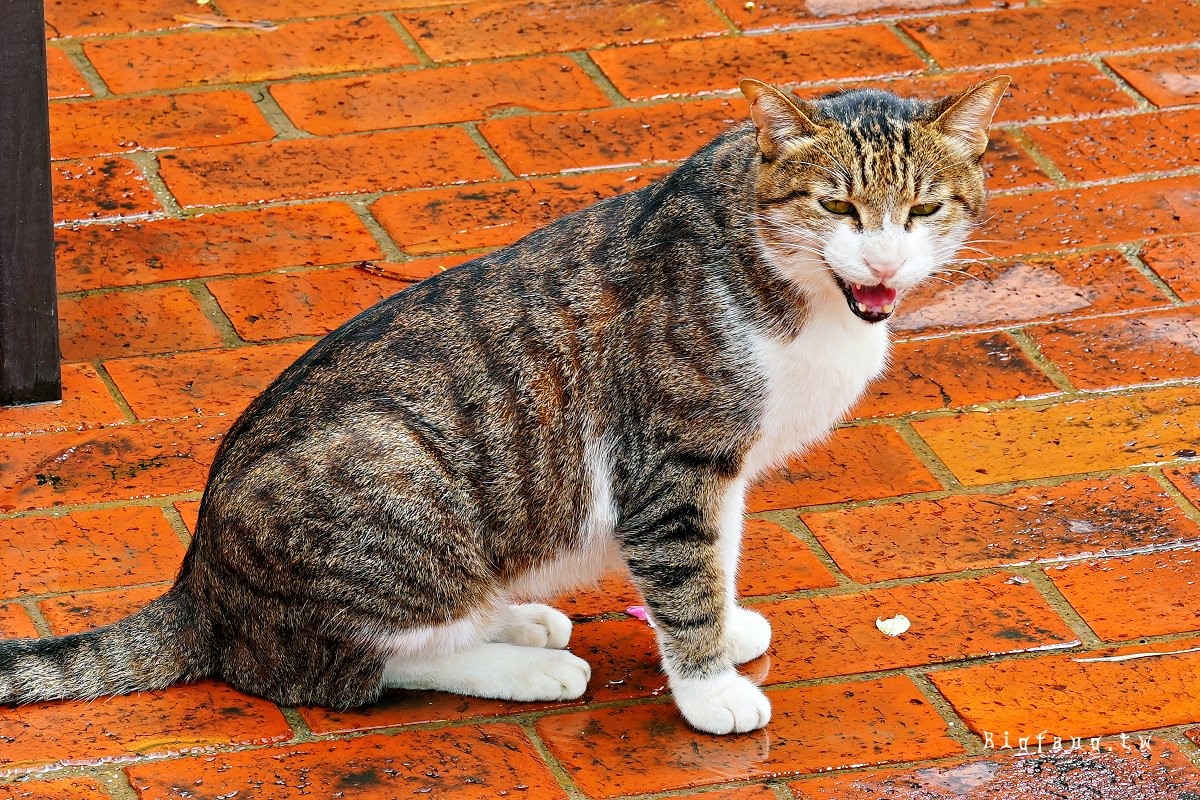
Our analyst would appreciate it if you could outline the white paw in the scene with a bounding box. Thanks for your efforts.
[726,606,771,664]
[500,603,573,649]
[508,648,592,701]
[671,670,771,735]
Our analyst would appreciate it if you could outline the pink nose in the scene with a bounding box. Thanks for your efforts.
[865,260,902,283]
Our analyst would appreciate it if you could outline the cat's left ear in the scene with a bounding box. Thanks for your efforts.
[739,78,822,161]
[928,75,1012,158]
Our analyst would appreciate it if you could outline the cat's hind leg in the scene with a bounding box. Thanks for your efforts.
[488,603,573,649]
[380,609,590,701]
[382,643,591,701]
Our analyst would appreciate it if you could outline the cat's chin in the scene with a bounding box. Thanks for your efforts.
[831,274,896,324]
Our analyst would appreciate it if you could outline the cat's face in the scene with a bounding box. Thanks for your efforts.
[742,77,1010,324]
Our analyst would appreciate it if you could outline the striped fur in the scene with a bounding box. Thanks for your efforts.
[0,77,1008,733]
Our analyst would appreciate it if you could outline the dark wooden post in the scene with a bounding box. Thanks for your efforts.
[0,0,61,407]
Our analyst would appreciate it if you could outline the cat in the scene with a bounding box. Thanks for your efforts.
[0,75,1009,735]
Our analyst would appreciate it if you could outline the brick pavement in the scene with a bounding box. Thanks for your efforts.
[3,0,1200,796]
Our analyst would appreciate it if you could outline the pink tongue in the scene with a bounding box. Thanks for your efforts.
[851,283,898,310]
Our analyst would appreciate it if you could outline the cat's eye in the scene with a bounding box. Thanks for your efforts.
[819,199,855,216]
[909,202,942,218]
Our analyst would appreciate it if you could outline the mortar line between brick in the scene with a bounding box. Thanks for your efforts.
[1003,127,1069,188]
[1118,242,1187,305]
[462,121,520,181]
[185,281,249,348]
[15,598,55,638]
[278,707,320,744]
[518,722,589,800]
[751,511,858,588]
[100,768,143,800]
[1089,55,1158,112]
[1149,468,1200,528]
[564,51,633,106]
[382,12,437,66]
[348,200,410,263]
[697,0,741,35]
[123,151,186,217]
[893,422,963,491]
[1023,569,1104,650]
[906,671,984,753]
[1006,328,1076,393]
[159,502,195,547]
[1163,727,1200,769]
[90,360,141,424]
[0,494,205,522]
[56,40,112,98]
[887,22,941,71]
[248,82,313,140]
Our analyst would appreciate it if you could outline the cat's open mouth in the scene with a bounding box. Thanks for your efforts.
[833,276,898,323]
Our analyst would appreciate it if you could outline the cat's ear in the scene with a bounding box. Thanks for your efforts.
[739,78,821,161]
[928,75,1012,158]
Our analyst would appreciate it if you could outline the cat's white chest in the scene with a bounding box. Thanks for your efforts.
[742,305,889,480]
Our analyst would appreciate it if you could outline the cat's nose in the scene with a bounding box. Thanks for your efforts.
[865,259,902,284]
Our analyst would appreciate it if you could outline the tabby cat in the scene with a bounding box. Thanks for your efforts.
[0,75,1008,735]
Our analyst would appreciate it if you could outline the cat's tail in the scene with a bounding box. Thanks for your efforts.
[0,586,212,704]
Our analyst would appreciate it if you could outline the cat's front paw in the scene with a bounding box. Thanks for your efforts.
[671,671,771,735]
[509,648,592,701]
[726,606,771,664]
[495,603,573,649]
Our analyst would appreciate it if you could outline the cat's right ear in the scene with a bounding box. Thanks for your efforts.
[739,78,821,161]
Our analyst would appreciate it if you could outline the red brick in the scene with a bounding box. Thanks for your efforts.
[272,57,609,136]
[0,363,126,436]
[716,0,995,32]
[49,91,275,161]
[982,131,1054,193]
[480,99,743,176]
[791,743,1200,799]
[1107,49,1200,108]
[207,266,407,342]
[746,425,941,512]
[398,0,728,62]
[125,726,565,799]
[52,156,160,224]
[859,62,1140,124]
[39,585,168,636]
[930,636,1200,741]
[1046,547,1200,641]
[0,778,112,800]
[158,128,498,208]
[761,573,1076,683]
[45,48,90,99]
[913,386,1200,486]
[174,500,201,534]
[58,287,225,362]
[371,170,665,254]
[901,0,1200,68]
[803,474,1200,583]
[0,681,289,775]
[979,177,1200,258]
[85,17,418,94]
[0,605,39,639]
[0,419,224,513]
[44,0,197,37]
[592,26,923,100]
[220,0,460,15]
[55,202,381,293]
[1028,308,1200,390]
[537,679,962,798]
[1026,109,1200,182]
[0,507,184,598]
[1141,236,1200,301]
[105,342,311,421]
[853,332,1059,419]
[893,251,1171,335]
